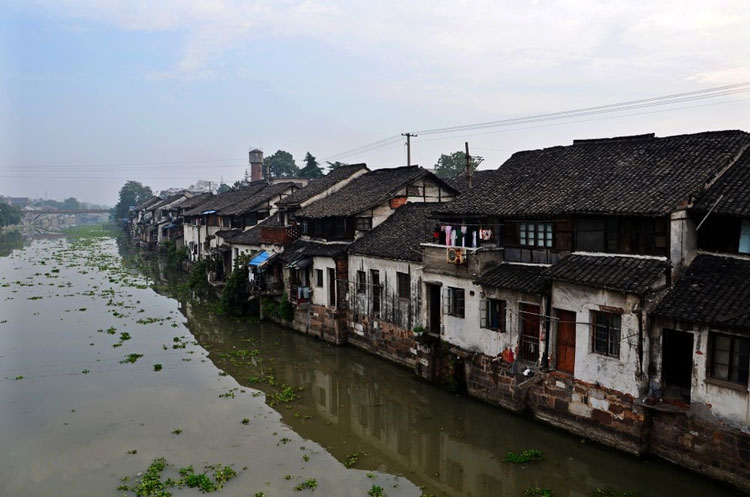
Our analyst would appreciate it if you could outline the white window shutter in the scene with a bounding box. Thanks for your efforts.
[479,299,488,328]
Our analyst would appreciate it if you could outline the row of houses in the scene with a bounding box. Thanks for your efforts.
[127,131,750,492]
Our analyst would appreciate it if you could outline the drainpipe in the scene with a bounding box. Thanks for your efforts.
[542,294,551,369]
[636,295,645,378]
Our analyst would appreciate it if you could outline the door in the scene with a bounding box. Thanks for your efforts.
[662,329,693,402]
[427,283,441,335]
[519,303,541,362]
[555,309,576,374]
[327,268,336,307]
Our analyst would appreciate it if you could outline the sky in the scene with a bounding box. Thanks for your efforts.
[1,1,749,206]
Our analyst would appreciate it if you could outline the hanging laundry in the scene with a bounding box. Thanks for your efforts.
[455,227,462,246]
[439,226,446,245]
[445,225,452,246]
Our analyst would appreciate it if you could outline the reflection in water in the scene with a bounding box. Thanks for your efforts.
[0,230,25,257]
[124,243,741,497]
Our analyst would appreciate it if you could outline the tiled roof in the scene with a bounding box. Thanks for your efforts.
[473,263,549,294]
[135,196,162,211]
[444,170,497,194]
[182,184,266,216]
[652,255,750,332]
[179,193,213,211]
[545,254,670,295]
[278,164,368,206]
[348,203,435,262]
[297,166,457,219]
[693,147,750,216]
[279,239,348,263]
[443,131,750,217]
[225,213,282,245]
[220,182,297,216]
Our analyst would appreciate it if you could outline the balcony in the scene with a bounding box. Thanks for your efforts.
[421,243,504,278]
[261,225,300,246]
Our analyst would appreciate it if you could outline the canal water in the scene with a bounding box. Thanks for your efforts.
[0,235,742,497]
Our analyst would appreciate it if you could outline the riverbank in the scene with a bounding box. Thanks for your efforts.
[119,236,745,497]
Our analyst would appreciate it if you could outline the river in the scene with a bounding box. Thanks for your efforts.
[0,234,742,497]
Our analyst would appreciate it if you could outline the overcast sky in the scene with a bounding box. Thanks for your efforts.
[2,1,749,205]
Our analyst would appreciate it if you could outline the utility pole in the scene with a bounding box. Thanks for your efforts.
[402,133,417,166]
[465,142,472,190]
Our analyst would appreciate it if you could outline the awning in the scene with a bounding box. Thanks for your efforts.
[287,258,312,270]
[248,250,271,267]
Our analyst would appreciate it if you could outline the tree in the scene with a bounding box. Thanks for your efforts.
[299,152,323,179]
[112,180,153,221]
[217,183,231,194]
[326,161,348,172]
[62,197,81,210]
[0,203,22,226]
[434,151,476,179]
[263,150,300,178]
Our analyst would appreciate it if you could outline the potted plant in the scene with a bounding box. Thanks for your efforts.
[412,325,425,337]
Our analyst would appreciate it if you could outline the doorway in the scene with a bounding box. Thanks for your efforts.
[327,268,336,307]
[519,303,541,362]
[662,329,693,402]
[427,283,441,335]
[555,309,576,374]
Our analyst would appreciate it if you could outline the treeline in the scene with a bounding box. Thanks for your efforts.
[0,204,22,227]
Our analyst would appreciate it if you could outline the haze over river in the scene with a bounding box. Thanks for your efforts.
[0,234,741,496]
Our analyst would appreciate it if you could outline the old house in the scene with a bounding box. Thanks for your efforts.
[419,130,750,456]
[346,202,438,366]
[647,147,750,490]
[287,166,458,343]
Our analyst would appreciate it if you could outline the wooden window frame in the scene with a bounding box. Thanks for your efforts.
[315,269,323,288]
[444,287,465,318]
[519,221,553,248]
[709,332,750,386]
[355,217,373,231]
[356,270,366,294]
[480,298,506,332]
[591,311,621,358]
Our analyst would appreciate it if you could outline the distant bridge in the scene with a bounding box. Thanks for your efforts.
[24,209,110,215]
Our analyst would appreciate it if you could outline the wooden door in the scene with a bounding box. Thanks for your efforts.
[555,309,576,374]
[519,303,540,362]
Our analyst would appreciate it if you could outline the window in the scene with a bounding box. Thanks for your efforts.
[709,332,750,386]
[370,270,381,314]
[480,298,506,331]
[397,272,410,299]
[406,185,421,196]
[315,269,323,288]
[592,311,620,358]
[356,270,366,293]
[740,220,750,254]
[445,287,465,318]
[355,217,373,231]
[520,222,553,248]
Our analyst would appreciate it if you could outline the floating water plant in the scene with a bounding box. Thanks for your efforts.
[503,449,543,463]
[368,485,386,497]
[120,353,143,364]
[293,478,317,491]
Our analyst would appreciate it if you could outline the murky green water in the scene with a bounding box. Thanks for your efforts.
[0,237,742,496]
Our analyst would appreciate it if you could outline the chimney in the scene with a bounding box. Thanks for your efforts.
[249,148,264,182]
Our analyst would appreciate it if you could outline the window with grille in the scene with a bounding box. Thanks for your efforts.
[356,270,366,293]
[397,272,410,299]
[520,222,553,248]
[591,311,620,358]
[355,217,372,231]
[709,332,750,386]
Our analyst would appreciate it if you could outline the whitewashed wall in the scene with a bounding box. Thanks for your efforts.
[348,254,423,330]
[551,281,646,397]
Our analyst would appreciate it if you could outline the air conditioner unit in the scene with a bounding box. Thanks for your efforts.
[446,247,466,265]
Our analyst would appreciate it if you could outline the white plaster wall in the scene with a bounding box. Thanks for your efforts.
[429,274,534,357]
[670,210,697,271]
[311,256,336,307]
[653,320,750,426]
[183,223,201,261]
[348,255,423,329]
[551,281,644,397]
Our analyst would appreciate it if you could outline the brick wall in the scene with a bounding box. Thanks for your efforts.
[292,304,347,345]
[650,410,750,492]
[346,313,417,369]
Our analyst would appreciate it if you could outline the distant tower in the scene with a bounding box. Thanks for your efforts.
[249,148,264,182]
